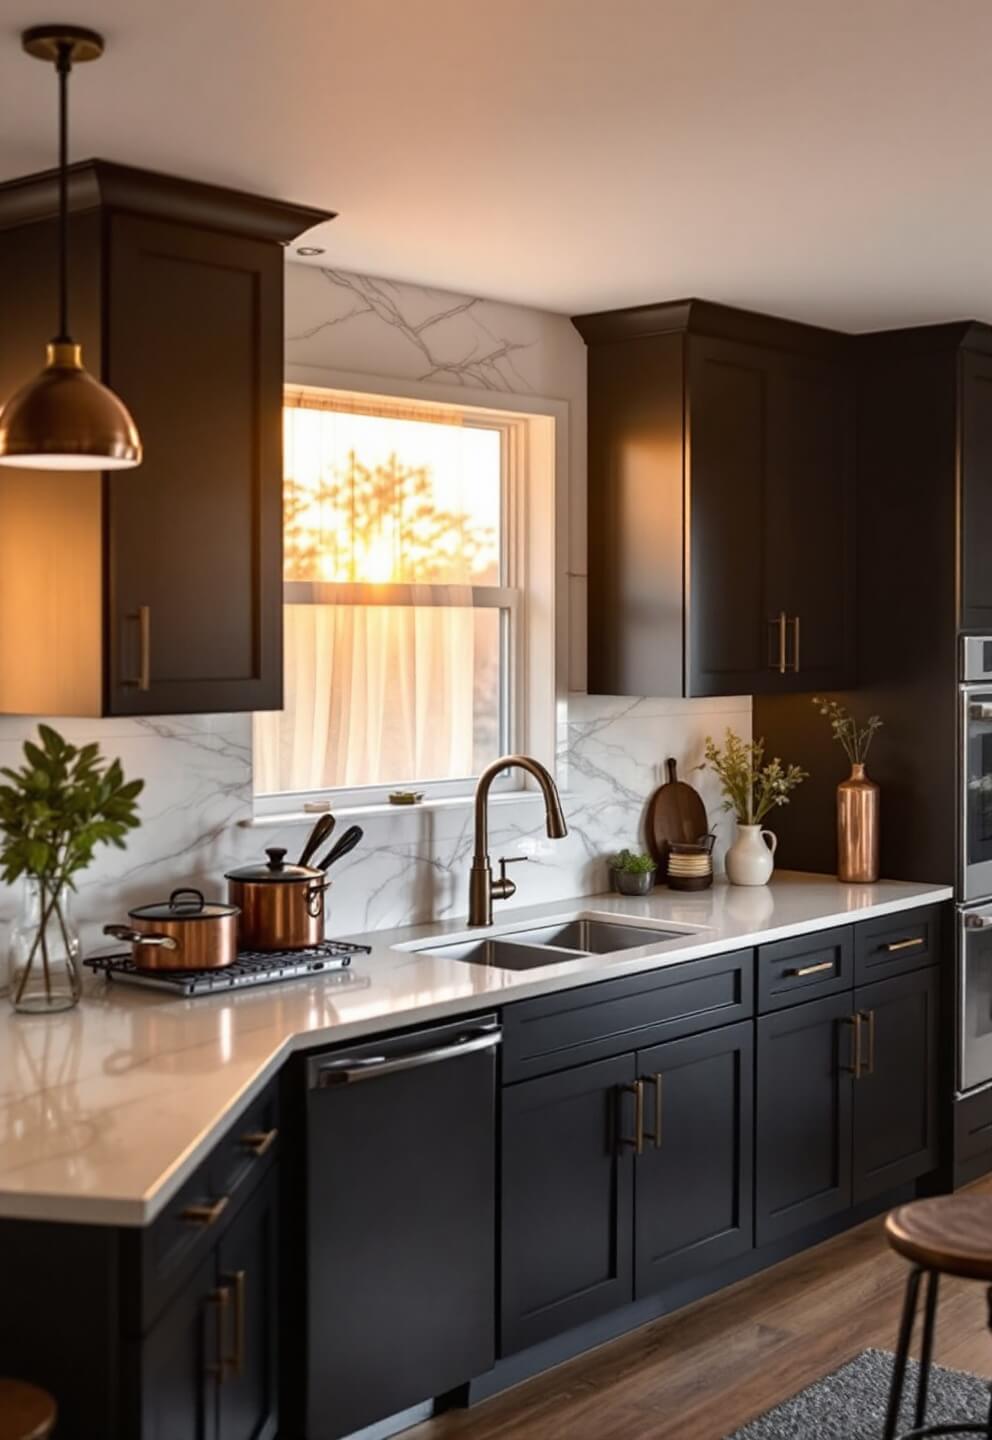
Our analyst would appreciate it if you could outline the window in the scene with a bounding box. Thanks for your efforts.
[254,388,531,809]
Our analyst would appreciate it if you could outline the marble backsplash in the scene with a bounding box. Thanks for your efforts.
[0,695,750,956]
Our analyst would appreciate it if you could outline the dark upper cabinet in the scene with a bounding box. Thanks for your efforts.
[635,1020,754,1297]
[960,349,992,631]
[500,1054,635,1355]
[755,990,855,1246]
[852,966,939,1204]
[0,160,331,716]
[574,300,855,697]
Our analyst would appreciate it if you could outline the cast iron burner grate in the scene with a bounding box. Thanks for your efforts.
[84,939,371,997]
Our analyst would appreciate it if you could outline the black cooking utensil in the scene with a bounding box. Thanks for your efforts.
[298,812,336,867]
[318,825,364,872]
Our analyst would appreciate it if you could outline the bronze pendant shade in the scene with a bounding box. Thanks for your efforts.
[0,26,142,471]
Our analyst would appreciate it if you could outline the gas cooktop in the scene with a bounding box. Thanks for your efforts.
[84,939,371,998]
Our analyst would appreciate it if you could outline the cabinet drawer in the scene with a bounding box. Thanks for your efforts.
[502,950,753,1082]
[954,1088,992,1186]
[136,1079,279,1331]
[854,904,944,984]
[757,926,853,1013]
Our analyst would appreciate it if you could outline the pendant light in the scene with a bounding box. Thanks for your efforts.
[0,26,142,471]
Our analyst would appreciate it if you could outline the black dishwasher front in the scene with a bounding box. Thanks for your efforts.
[305,1014,499,1439]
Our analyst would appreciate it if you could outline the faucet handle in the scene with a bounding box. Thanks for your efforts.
[493,855,528,902]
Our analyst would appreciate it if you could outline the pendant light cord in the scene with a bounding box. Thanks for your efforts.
[55,41,71,343]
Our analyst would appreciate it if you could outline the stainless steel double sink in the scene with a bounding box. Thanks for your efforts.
[411,915,703,971]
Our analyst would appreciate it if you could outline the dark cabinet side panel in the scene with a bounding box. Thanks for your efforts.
[961,350,992,630]
[756,992,854,1245]
[635,1020,754,1297]
[106,213,283,714]
[586,333,685,696]
[500,1054,635,1355]
[852,966,939,1203]
[217,1170,279,1440]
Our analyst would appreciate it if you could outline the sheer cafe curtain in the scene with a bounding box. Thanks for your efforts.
[254,392,495,798]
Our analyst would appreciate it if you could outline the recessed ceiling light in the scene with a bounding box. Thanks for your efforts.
[297,246,325,257]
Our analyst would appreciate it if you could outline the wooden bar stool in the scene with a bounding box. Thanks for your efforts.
[0,1380,56,1440]
[883,1196,992,1439]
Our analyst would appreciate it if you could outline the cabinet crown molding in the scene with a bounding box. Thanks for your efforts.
[0,158,334,245]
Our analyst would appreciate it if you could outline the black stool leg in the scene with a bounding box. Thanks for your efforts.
[985,1285,992,1438]
[884,1266,923,1440]
[914,1270,939,1429]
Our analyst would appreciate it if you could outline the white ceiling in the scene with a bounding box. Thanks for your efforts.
[2,0,992,329]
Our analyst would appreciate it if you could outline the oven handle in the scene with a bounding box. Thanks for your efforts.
[970,703,992,721]
[965,913,992,930]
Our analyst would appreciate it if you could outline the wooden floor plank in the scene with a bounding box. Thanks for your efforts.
[412,1176,992,1440]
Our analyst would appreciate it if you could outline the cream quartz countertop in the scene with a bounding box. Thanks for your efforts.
[0,871,952,1227]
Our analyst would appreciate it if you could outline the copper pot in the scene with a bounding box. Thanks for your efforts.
[225,847,330,952]
[103,888,240,971]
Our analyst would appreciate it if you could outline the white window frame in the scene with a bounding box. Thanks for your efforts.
[252,373,568,822]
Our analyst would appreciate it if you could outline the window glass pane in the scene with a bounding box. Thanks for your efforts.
[255,605,503,795]
[284,408,501,585]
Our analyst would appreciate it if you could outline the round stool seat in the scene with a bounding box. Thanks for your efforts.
[0,1380,56,1440]
[886,1195,992,1282]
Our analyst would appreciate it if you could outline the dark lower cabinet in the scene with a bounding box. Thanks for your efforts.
[852,966,939,1203]
[756,991,855,1245]
[500,1054,635,1354]
[140,1170,278,1440]
[635,1021,754,1295]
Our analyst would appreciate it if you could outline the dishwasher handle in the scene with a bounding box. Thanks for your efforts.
[311,1022,501,1087]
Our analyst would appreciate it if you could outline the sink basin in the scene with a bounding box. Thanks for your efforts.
[502,918,684,954]
[417,915,698,971]
[421,937,585,971]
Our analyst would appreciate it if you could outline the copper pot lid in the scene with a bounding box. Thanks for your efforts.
[129,887,239,921]
[225,847,323,884]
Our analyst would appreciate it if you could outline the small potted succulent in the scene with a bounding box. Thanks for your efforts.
[608,849,658,897]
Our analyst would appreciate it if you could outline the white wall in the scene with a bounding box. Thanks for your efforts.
[0,266,751,953]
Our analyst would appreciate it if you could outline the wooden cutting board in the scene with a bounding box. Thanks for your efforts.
[646,758,709,874]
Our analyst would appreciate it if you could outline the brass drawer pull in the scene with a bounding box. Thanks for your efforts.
[619,1080,644,1155]
[883,937,924,953]
[180,1195,229,1227]
[859,1008,876,1076]
[643,1073,663,1149]
[791,614,801,673]
[844,1014,863,1080]
[788,960,834,978]
[123,604,151,691]
[207,1285,230,1381]
[221,1269,246,1379]
[241,1127,278,1157]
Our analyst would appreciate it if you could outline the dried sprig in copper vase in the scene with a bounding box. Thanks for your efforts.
[813,699,883,884]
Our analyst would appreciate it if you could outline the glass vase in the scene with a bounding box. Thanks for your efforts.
[9,878,81,1014]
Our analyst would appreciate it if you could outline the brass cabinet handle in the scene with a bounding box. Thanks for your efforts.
[220,1269,246,1379]
[642,1073,663,1149]
[791,615,801,673]
[180,1194,229,1227]
[123,604,151,690]
[788,960,834,978]
[883,937,924,953]
[769,611,788,674]
[241,1127,278,1157]
[859,1009,876,1076]
[206,1286,230,1382]
[619,1080,644,1154]
[844,1014,863,1079]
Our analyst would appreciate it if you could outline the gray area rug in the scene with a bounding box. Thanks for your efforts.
[728,1348,990,1438]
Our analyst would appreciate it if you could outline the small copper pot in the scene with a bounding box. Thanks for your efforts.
[225,847,330,952]
[104,888,240,971]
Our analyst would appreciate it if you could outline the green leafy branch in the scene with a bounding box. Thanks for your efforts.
[700,730,807,827]
[812,697,883,766]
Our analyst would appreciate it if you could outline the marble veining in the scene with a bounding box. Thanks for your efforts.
[0,874,951,1225]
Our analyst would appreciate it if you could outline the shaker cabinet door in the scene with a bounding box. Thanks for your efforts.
[755,992,855,1245]
[635,1021,754,1297]
[140,1253,219,1440]
[106,213,284,715]
[500,1054,635,1354]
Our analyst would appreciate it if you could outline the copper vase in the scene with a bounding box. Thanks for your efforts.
[837,762,879,883]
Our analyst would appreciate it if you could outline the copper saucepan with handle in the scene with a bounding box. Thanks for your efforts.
[225,847,331,952]
[103,888,240,971]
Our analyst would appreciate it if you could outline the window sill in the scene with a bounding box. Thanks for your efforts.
[242,789,563,829]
